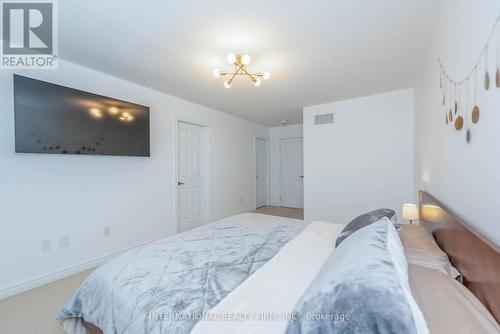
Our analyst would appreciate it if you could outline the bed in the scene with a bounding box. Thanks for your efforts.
[58,213,309,334]
[58,192,500,334]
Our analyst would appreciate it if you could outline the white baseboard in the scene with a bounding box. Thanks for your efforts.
[0,234,173,300]
[214,209,255,221]
[0,210,254,300]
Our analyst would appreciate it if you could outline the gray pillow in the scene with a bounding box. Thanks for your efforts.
[335,208,396,247]
[285,218,428,334]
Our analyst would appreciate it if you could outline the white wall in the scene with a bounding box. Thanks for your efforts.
[0,60,268,297]
[268,124,303,206]
[414,0,500,246]
[303,89,414,223]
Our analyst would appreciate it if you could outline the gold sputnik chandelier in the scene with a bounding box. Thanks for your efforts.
[213,53,270,88]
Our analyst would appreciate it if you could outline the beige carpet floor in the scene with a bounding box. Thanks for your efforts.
[0,269,94,334]
[255,205,304,220]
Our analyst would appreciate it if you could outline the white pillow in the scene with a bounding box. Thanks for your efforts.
[399,224,462,281]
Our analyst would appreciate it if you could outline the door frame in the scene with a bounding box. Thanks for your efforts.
[174,117,213,233]
[278,136,303,208]
[254,135,270,210]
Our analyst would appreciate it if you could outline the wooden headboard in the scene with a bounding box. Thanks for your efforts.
[419,191,500,323]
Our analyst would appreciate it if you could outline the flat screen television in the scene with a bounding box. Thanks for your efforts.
[14,75,150,157]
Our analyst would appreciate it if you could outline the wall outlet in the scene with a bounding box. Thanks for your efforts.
[59,235,70,248]
[41,239,51,252]
[103,226,111,237]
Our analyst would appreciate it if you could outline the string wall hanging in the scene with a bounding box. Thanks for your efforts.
[437,13,500,143]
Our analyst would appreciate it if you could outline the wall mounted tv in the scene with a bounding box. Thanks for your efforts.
[14,75,150,157]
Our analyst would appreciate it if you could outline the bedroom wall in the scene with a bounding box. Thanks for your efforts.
[414,0,500,246]
[0,60,268,298]
[303,89,414,224]
[268,124,303,206]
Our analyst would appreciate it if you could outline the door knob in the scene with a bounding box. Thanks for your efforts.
[178,181,185,186]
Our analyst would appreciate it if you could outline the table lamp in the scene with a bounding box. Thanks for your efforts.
[402,203,419,224]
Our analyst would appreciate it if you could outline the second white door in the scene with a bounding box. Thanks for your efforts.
[280,137,303,209]
[177,121,205,232]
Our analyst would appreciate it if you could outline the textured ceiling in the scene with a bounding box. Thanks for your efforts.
[59,0,440,126]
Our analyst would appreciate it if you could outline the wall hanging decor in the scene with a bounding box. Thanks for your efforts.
[437,13,500,143]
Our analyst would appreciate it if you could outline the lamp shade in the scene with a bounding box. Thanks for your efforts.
[402,203,419,221]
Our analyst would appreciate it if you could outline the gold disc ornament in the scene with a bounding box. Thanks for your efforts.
[497,68,500,88]
[472,105,480,123]
[454,116,464,130]
[448,110,453,122]
[484,71,490,90]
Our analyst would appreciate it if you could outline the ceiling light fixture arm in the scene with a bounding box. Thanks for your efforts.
[227,65,242,85]
[238,64,258,82]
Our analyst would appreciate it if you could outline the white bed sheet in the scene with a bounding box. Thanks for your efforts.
[191,221,345,334]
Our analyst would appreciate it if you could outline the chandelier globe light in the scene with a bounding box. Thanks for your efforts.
[213,53,270,88]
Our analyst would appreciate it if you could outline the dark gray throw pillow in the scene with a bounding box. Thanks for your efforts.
[335,208,396,247]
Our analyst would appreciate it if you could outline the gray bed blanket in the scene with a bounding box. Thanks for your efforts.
[57,213,307,334]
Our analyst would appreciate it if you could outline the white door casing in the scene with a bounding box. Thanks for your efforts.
[255,137,268,208]
[177,121,205,232]
[280,137,303,209]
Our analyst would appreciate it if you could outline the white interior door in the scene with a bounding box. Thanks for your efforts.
[255,138,268,208]
[177,122,205,232]
[280,137,303,209]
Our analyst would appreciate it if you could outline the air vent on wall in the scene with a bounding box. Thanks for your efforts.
[314,113,334,125]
